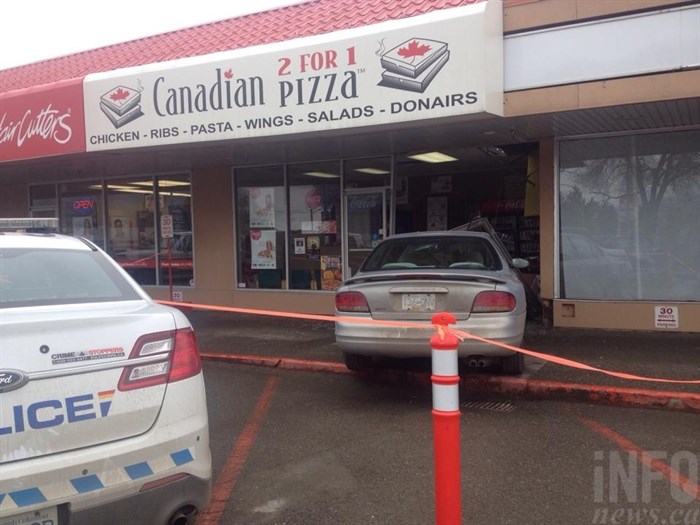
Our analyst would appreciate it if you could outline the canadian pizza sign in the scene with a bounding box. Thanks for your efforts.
[83,1,503,151]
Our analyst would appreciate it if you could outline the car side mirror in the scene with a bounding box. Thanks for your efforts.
[511,258,529,269]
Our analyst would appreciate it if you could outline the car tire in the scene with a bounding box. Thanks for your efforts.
[343,352,373,371]
[501,352,525,375]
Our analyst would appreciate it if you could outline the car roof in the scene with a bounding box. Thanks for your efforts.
[0,232,93,250]
[384,231,494,241]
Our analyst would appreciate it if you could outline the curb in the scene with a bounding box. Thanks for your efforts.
[459,376,700,413]
[200,353,700,414]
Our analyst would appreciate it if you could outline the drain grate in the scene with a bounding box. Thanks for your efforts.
[461,400,516,413]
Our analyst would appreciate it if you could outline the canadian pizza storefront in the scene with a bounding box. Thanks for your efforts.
[1,0,698,332]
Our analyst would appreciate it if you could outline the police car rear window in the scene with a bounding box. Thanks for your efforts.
[0,248,140,308]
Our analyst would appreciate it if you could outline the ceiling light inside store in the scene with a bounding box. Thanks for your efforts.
[95,184,144,191]
[354,168,390,175]
[407,152,458,163]
[113,188,191,197]
[304,172,339,178]
[109,188,153,195]
[132,180,189,187]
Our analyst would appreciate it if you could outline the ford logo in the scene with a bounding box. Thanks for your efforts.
[0,370,28,393]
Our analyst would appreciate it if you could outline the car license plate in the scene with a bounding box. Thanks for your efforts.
[402,293,436,312]
[0,506,58,525]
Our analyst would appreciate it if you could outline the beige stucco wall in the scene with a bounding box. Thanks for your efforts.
[553,301,700,332]
[505,70,700,115]
[504,0,686,33]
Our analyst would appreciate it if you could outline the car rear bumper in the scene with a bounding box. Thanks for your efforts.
[69,472,211,525]
[0,377,211,524]
[335,312,526,358]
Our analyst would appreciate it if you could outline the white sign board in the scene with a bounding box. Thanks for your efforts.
[161,215,174,239]
[83,2,503,151]
[654,306,679,329]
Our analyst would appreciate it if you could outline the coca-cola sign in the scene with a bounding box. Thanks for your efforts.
[349,195,379,209]
[0,78,86,162]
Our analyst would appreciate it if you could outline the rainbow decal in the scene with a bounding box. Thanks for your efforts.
[98,390,115,417]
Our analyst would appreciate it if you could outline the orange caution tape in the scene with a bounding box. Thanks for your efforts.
[157,301,700,385]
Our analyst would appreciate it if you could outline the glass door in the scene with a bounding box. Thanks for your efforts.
[344,189,386,277]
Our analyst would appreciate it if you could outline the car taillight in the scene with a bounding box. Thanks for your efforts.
[118,328,201,391]
[335,291,370,313]
[471,291,516,313]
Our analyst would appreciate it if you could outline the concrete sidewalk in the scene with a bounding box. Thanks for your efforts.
[183,308,700,413]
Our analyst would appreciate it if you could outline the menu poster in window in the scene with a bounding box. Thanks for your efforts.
[294,237,305,254]
[73,216,94,240]
[431,176,452,194]
[306,235,320,260]
[249,187,275,228]
[168,205,190,231]
[321,255,342,290]
[301,220,337,234]
[250,229,276,269]
[110,216,131,252]
[427,197,447,231]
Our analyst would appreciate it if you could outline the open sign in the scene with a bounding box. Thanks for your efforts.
[72,197,96,216]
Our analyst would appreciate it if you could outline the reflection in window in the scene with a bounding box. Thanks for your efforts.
[102,175,193,287]
[107,178,156,285]
[288,162,342,290]
[235,166,287,289]
[559,130,700,301]
[158,176,193,287]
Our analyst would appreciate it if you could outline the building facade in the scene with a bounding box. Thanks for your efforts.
[1,0,699,332]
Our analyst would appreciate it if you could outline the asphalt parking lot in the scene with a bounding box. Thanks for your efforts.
[198,360,699,525]
[177,307,698,523]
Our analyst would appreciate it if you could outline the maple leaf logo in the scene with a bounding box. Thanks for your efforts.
[224,69,234,80]
[110,87,131,101]
[397,40,432,60]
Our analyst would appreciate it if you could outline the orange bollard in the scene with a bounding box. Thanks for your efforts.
[431,312,462,525]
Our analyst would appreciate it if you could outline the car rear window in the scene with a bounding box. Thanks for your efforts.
[361,236,502,272]
[0,248,141,308]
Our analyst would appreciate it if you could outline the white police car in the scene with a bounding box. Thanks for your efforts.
[0,220,211,525]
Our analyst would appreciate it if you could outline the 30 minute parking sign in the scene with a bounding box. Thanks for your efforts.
[654,306,679,329]
[161,215,174,239]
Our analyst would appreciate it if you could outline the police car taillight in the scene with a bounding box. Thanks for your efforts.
[118,328,202,391]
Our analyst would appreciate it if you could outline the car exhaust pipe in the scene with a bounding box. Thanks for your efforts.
[168,506,197,525]
[467,356,488,368]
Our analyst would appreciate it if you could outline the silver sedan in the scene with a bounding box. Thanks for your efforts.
[335,231,528,374]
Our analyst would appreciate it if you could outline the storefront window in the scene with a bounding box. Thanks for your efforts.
[107,178,156,285]
[30,184,57,218]
[558,130,700,301]
[158,176,193,287]
[235,166,287,289]
[98,174,193,287]
[288,162,342,290]
[59,182,105,248]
